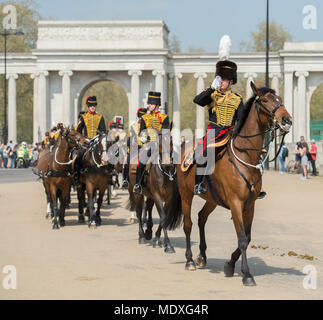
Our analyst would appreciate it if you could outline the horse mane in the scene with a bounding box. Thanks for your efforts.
[232,87,276,137]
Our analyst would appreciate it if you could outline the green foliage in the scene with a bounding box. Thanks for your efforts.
[0,0,41,143]
[82,81,129,130]
[310,83,323,120]
[169,35,181,53]
[240,21,292,52]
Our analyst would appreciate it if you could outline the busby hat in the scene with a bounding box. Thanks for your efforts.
[86,96,97,107]
[147,92,161,106]
[137,107,147,118]
[216,60,237,84]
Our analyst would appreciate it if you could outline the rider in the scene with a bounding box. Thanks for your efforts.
[193,60,244,195]
[17,142,29,166]
[133,92,169,194]
[74,96,107,187]
[42,131,50,149]
[121,107,147,189]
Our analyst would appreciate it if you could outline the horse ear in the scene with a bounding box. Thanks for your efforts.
[250,81,259,96]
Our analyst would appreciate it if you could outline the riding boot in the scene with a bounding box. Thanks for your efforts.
[122,163,129,189]
[133,163,145,194]
[194,165,207,195]
[73,149,85,188]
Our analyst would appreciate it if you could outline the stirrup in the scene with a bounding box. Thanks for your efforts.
[133,184,142,195]
[194,183,207,195]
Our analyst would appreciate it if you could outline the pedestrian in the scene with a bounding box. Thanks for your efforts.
[300,141,309,180]
[3,145,10,169]
[0,143,4,168]
[309,139,318,176]
[11,144,18,168]
[278,142,288,174]
[292,136,304,172]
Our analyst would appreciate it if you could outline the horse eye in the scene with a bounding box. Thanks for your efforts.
[262,99,268,103]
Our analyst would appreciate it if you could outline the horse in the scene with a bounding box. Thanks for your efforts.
[128,128,182,253]
[36,128,87,229]
[75,132,114,228]
[171,82,292,286]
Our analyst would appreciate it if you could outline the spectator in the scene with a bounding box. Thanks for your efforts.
[0,143,4,168]
[278,142,288,174]
[300,141,309,180]
[309,139,318,176]
[11,144,18,168]
[3,145,10,169]
[292,136,304,172]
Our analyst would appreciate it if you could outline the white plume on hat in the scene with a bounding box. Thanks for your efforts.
[219,35,232,61]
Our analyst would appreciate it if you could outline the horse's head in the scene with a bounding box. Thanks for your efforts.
[250,82,292,133]
[61,128,88,148]
[157,125,173,166]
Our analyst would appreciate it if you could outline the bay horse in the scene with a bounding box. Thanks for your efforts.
[75,133,114,228]
[172,82,292,286]
[36,128,87,229]
[128,128,182,253]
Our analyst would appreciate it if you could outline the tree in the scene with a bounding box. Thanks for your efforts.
[169,35,181,53]
[0,0,41,143]
[240,21,292,52]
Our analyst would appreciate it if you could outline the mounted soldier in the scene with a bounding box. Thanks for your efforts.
[133,92,169,194]
[74,96,107,187]
[193,60,244,195]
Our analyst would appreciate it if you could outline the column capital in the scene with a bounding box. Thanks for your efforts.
[194,72,207,79]
[30,73,39,80]
[6,73,18,80]
[269,72,282,79]
[244,72,258,79]
[37,71,49,77]
[295,71,309,78]
[59,70,73,77]
[169,72,183,79]
[152,70,166,77]
[128,70,142,77]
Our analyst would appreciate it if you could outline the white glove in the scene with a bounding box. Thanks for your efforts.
[211,76,222,90]
[140,136,148,144]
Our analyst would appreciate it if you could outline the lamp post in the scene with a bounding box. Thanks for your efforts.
[1,29,24,144]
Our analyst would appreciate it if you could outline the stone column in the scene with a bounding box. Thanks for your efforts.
[37,71,49,138]
[169,72,182,147]
[7,73,18,143]
[152,70,166,113]
[128,70,142,126]
[283,71,294,142]
[244,73,258,100]
[31,73,40,143]
[194,72,207,139]
[59,70,73,126]
[295,71,309,140]
[269,73,281,95]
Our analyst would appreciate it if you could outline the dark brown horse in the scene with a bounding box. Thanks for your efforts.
[172,82,292,285]
[36,128,87,229]
[128,129,182,252]
[75,133,114,228]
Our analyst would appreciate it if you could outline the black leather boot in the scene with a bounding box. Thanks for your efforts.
[122,164,129,189]
[194,165,207,195]
[133,163,145,194]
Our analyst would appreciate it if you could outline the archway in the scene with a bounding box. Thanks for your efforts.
[78,79,129,130]
[310,83,323,141]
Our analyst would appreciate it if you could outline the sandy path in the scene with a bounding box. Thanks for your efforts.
[0,171,322,300]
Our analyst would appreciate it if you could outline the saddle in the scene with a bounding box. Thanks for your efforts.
[181,131,232,172]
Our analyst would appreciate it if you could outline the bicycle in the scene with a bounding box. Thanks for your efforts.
[286,159,302,174]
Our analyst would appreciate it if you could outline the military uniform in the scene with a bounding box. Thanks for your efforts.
[193,60,244,194]
[133,92,169,194]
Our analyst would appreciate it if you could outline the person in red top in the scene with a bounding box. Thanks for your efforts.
[309,139,318,176]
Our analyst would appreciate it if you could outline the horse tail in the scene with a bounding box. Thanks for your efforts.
[164,178,183,231]
[125,192,136,211]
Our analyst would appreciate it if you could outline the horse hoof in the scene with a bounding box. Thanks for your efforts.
[96,217,102,226]
[185,261,196,271]
[52,224,60,230]
[164,245,175,254]
[138,238,146,244]
[224,261,235,277]
[195,255,207,268]
[144,231,153,241]
[46,213,51,220]
[59,221,65,227]
[88,222,97,229]
[242,276,257,286]
[152,239,163,248]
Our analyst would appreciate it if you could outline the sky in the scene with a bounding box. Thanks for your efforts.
[31,0,323,52]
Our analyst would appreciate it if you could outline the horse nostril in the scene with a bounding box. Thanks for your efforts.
[282,116,292,125]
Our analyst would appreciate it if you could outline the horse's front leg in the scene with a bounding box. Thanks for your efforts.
[46,192,52,219]
[77,185,85,223]
[95,190,105,226]
[87,187,96,229]
[50,187,59,230]
[182,197,195,270]
[155,201,175,254]
[135,195,145,244]
[195,202,217,268]
[144,198,154,241]
[227,202,256,286]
